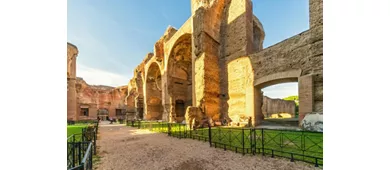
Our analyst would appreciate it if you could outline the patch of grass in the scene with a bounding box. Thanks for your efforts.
[67,124,88,140]
[142,122,323,165]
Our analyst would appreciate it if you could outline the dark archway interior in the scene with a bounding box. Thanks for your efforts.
[146,63,163,120]
[167,34,193,122]
[175,100,185,122]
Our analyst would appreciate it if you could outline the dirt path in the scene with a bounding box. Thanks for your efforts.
[95,124,320,170]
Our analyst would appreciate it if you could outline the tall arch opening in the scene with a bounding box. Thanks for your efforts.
[145,62,163,120]
[167,34,192,122]
[255,76,299,127]
[135,71,144,119]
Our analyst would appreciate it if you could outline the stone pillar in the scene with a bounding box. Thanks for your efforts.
[310,0,323,113]
[161,73,168,122]
[223,0,254,60]
[298,75,314,123]
[254,90,264,126]
[192,5,222,121]
[310,0,323,29]
[67,42,78,121]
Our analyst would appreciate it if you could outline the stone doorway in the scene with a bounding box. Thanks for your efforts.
[98,108,109,121]
[175,100,185,122]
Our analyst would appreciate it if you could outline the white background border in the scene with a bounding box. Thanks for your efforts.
[0,0,389,169]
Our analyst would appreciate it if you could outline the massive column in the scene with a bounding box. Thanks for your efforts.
[191,0,256,122]
[309,0,323,113]
[67,42,79,121]
[191,0,225,121]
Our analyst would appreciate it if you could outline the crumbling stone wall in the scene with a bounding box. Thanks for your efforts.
[309,0,323,113]
[262,96,296,118]
[144,62,163,120]
[249,0,323,123]
[121,0,322,126]
[67,42,78,120]
[75,78,128,120]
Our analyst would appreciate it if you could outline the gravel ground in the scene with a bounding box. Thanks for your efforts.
[95,124,321,170]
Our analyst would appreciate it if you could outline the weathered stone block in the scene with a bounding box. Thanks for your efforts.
[299,75,314,122]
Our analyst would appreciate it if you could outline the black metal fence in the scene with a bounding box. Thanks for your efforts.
[67,121,99,170]
[128,121,323,167]
[68,119,99,125]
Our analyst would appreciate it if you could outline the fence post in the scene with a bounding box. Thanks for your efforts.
[242,128,245,155]
[261,129,265,156]
[78,142,82,165]
[218,128,221,142]
[95,124,98,140]
[93,129,97,155]
[81,128,85,142]
[72,142,75,168]
[208,124,212,147]
[96,121,99,135]
[301,130,305,160]
[250,128,254,155]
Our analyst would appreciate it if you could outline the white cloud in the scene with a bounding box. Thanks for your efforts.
[77,63,130,87]
[262,82,298,99]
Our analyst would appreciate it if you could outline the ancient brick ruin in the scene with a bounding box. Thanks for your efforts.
[75,78,128,120]
[67,44,128,121]
[67,0,323,126]
[262,96,296,118]
[67,42,78,120]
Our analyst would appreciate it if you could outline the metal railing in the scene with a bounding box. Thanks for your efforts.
[128,121,323,167]
[68,120,99,125]
[68,142,93,170]
[67,121,99,170]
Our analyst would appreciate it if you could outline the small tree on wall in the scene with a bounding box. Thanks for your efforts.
[283,95,299,118]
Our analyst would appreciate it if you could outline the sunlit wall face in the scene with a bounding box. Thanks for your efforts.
[227,57,254,126]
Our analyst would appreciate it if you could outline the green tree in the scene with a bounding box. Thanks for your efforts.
[283,95,299,117]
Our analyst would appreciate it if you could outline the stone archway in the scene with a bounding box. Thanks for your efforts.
[166,34,192,122]
[135,71,144,119]
[253,69,311,126]
[145,62,163,120]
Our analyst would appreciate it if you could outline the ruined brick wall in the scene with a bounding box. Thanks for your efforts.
[120,0,322,125]
[125,78,137,112]
[309,0,323,113]
[249,0,323,122]
[220,0,266,126]
[75,78,128,120]
[144,61,163,120]
[67,42,78,120]
[262,96,296,118]
[192,0,226,120]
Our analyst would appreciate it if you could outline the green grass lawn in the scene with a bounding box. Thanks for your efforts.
[138,122,323,165]
[67,124,88,139]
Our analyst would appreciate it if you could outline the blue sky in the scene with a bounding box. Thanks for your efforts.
[67,0,309,99]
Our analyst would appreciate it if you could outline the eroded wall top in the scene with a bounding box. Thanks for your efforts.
[67,42,78,79]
